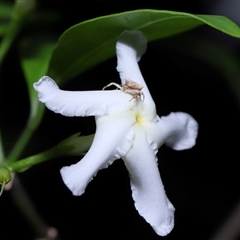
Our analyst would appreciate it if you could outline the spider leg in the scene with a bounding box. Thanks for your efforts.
[128,92,145,102]
[140,91,145,102]
[102,82,122,90]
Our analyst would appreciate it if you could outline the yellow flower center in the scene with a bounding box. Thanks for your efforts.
[135,113,145,125]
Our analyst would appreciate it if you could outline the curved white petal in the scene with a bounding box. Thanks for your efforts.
[33,76,136,117]
[60,111,136,196]
[116,30,156,117]
[123,125,175,236]
[146,112,198,150]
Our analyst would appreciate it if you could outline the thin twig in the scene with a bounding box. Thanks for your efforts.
[10,175,62,240]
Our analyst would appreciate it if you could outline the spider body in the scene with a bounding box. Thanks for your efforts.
[103,79,144,101]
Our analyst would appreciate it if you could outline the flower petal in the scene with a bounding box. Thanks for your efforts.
[123,125,175,236]
[60,111,136,196]
[116,30,156,118]
[146,112,198,150]
[33,76,136,117]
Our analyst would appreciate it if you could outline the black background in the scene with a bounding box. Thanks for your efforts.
[1,0,240,239]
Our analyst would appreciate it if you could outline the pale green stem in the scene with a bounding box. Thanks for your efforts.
[8,146,59,172]
[0,182,5,196]
[8,132,93,172]
[0,0,37,163]
[0,17,22,67]
[6,103,45,163]
[11,175,61,239]
[0,131,5,161]
[6,121,37,163]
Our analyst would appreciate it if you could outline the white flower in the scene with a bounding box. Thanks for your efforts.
[33,30,198,236]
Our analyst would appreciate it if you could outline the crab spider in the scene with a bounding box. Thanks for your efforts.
[103,79,145,101]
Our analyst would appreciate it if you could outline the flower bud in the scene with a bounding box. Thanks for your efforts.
[0,167,12,196]
[0,167,11,185]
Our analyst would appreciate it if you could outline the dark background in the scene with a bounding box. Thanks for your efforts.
[1,0,240,239]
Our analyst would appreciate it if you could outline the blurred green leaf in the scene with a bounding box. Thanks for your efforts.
[20,37,55,98]
[6,37,56,163]
[0,0,36,66]
[11,0,36,21]
[0,1,13,37]
[0,1,13,18]
[47,9,240,85]
[19,35,55,122]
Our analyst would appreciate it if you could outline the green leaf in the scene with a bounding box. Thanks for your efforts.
[47,9,240,85]
[19,35,56,124]
[20,36,55,123]
[0,0,36,66]
[0,2,13,37]
[5,37,56,164]
[20,36,55,94]
[19,34,55,99]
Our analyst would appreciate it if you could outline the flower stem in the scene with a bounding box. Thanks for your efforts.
[8,132,93,172]
[10,175,61,239]
[6,103,45,164]
[0,17,20,67]
[0,131,5,162]
[8,148,57,172]
[0,0,38,164]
